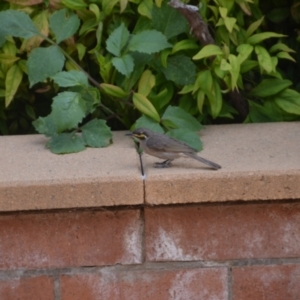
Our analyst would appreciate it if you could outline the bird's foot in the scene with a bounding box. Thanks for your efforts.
[154,160,172,168]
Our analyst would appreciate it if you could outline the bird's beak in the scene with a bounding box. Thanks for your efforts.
[125,132,133,136]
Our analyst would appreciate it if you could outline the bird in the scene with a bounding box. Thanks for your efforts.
[126,128,221,170]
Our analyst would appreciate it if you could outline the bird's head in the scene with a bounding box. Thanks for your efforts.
[126,128,152,141]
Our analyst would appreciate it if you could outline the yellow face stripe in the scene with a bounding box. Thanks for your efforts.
[133,133,146,139]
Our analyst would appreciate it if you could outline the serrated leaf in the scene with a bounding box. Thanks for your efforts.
[0,10,40,40]
[51,91,86,132]
[27,45,65,87]
[20,10,49,53]
[134,115,164,133]
[152,2,188,39]
[166,128,203,151]
[274,89,300,115]
[71,86,100,114]
[32,115,58,137]
[112,54,134,77]
[162,106,202,131]
[52,70,89,87]
[106,23,130,56]
[128,30,171,54]
[48,133,85,154]
[49,9,80,44]
[193,44,223,60]
[81,119,112,148]
[100,83,128,98]
[246,32,286,45]
[133,92,160,122]
[138,70,155,96]
[162,55,197,85]
[5,64,23,107]
[251,79,292,98]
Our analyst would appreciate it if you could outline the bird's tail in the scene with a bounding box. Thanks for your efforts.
[185,153,221,170]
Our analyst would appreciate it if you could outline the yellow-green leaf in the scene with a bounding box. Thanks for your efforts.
[255,45,273,73]
[5,64,23,107]
[193,44,223,60]
[138,70,155,97]
[224,17,236,33]
[120,0,129,13]
[138,0,153,19]
[89,4,101,22]
[171,39,198,54]
[100,83,128,98]
[276,51,296,62]
[197,90,205,114]
[0,54,20,65]
[246,16,264,38]
[133,92,160,122]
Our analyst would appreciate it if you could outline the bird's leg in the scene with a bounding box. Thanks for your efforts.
[154,159,173,168]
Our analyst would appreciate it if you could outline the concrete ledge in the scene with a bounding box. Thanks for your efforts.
[0,122,299,211]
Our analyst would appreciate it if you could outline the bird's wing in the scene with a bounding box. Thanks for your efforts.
[146,136,195,153]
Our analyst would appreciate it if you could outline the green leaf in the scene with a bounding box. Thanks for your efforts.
[246,32,286,45]
[52,70,89,87]
[138,70,155,96]
[51,91,86,132]
[193,44,223,60]
[27,45,65,87]
[5,64,23,107]
[49,9,80,44]
[61,0,87,10]
[0,10,40,40]
[240,60,258,73]
[255,45,273,73]
[162,55,197,85]
[251,79,292,98]
[237,44,253,64]
[224,17,236,33]
[112,54,134,77]
[194,70,213,94]
[276,52,296,62]
[81,119,112,148]
[274,89,300,115]
[249,101,274,123]
[134,115,164,133]
[48,133,85,154]
[269,43,296,53]
[152,2,188,39]
[197,90,205,114]
[246,16,264,38]
[138,0,153,19]
[102,0,119,15]
[166,128,203,151]
[128,30,171,54]
[133,92,160,122]
[162,106,202,131]
[33,115,58,137]
[228,54,240,90]
[171,39,199,54]
[106,23,130,57]
[208,81,222,118]
[71,86,100,114]
[100,83,129,98]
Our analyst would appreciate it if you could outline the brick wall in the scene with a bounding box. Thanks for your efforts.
[1,201,300,300]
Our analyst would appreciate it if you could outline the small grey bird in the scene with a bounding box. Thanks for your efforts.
[126,128,221,170]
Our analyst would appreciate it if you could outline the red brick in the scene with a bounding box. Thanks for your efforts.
[145,203,300,261]
[0,210,142,269]
[0,276,54,300]
[232,264,300,300]
[60,267,228,300]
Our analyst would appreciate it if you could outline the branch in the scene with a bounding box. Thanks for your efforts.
[169,0,249,120]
